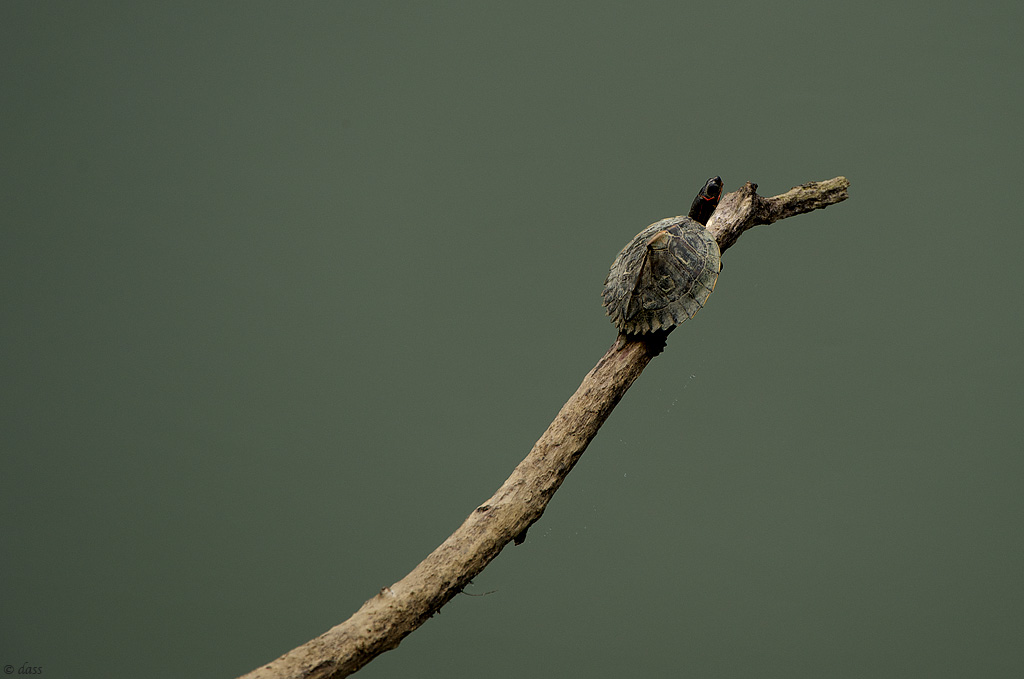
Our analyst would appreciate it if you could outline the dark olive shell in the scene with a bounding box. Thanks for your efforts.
[602,215,721,335]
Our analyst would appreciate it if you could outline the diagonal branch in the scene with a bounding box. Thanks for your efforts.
[238,176,850,679]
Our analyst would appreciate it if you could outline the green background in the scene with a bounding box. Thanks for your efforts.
[3,2,1022,677]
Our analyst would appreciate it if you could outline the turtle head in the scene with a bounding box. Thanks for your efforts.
[688,176,723,226]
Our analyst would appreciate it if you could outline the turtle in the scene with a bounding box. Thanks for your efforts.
[602,176,724,335]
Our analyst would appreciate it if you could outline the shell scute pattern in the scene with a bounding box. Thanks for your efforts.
[602,215,721,335]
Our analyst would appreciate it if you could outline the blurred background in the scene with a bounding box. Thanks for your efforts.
[2,2,1021,677]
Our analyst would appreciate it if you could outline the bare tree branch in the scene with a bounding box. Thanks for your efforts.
[238,176,850,679]
[708,176,849,254]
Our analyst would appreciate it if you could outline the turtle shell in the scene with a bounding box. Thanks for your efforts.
[602,215,721,335]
